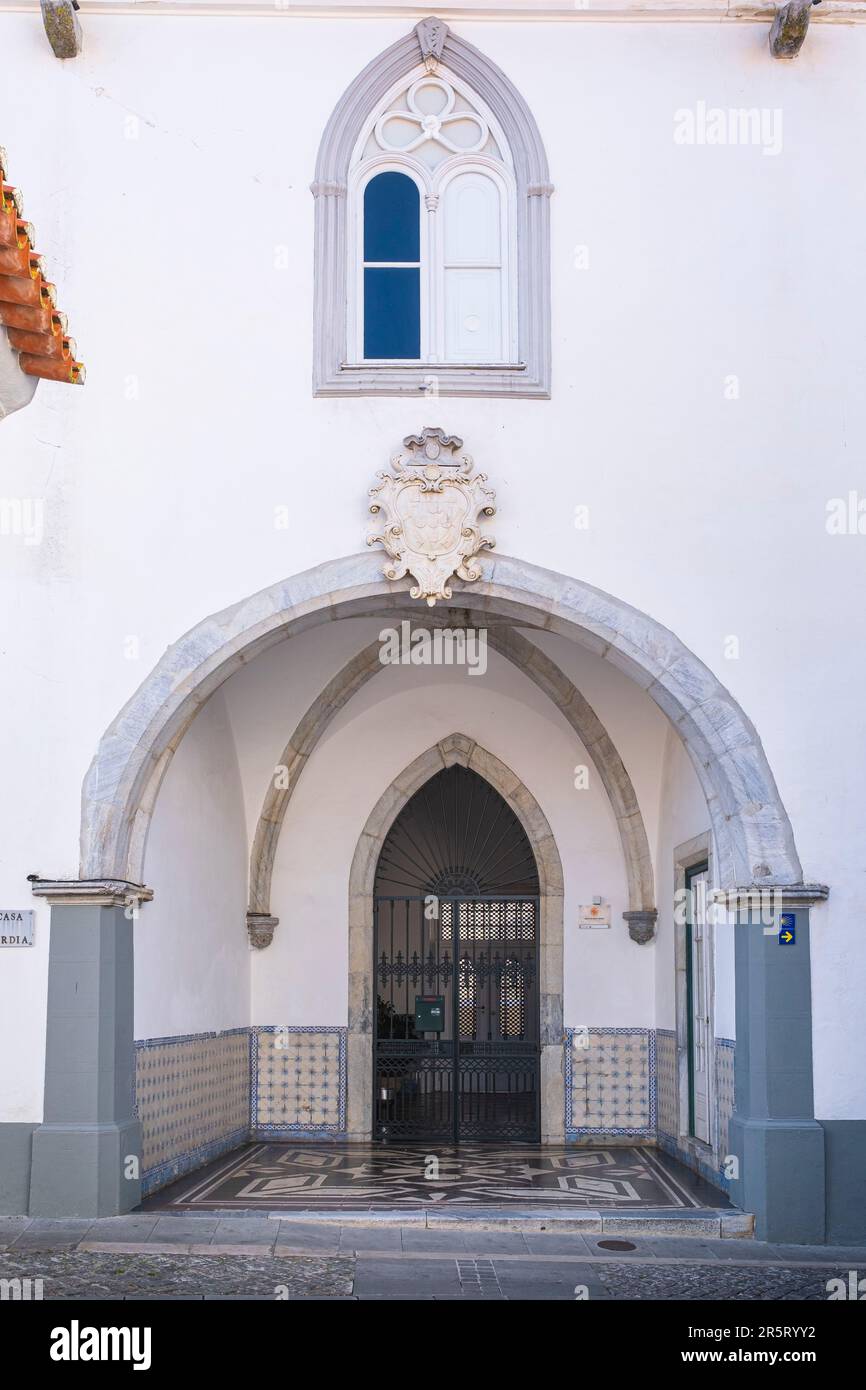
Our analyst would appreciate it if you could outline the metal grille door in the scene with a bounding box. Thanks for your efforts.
[374,895,540,1141]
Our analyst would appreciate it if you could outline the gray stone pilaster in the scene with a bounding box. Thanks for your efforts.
[0,1124,37,1214]
[724,887,827,1243]
[820,1121,866,1243]
[28,881,150,1218]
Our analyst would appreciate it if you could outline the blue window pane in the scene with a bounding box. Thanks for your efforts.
[364,173,420,263]
[364,268,420,359]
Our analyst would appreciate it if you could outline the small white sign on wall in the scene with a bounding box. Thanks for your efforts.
[579,904,610,929]
[0,910,34,945]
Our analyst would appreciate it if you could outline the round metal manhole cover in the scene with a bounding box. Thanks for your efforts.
[596,1239,636,1251]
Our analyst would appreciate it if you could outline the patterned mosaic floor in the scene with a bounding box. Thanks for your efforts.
[147,1143,730,1211]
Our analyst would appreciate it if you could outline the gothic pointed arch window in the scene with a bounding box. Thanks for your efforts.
[351,71,516,367]
[312,19,552,398]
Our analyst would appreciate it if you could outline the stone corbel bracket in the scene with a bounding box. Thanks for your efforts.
[40,0,83,60]
[623,909,658,945]
[769,1,815,60]
[247,911,279,950]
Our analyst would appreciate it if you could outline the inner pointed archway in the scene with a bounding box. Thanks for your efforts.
[347,733,564,1142]
[373,761,542,1142]
[247,621,657,938]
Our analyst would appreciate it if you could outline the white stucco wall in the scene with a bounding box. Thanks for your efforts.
[135,688,249,1040]
[0,12,863,1122]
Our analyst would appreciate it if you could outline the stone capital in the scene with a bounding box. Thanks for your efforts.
[309,180,346,199]
[713,883,829,912]
[247,912,279,949]
[29,877,153,908]
[622,908,658,945]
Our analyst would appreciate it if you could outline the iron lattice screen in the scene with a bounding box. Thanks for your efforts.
[440,898,536,941]
[374,895,540,1142]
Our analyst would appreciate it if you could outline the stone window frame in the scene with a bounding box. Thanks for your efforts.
[311,19,553,399]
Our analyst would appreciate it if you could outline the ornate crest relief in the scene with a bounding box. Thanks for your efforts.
[368,428,496,607]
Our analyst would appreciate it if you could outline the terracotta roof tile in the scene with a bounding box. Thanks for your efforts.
[0,147,84,386]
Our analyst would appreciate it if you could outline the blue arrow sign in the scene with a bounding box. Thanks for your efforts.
[778,913,796,945]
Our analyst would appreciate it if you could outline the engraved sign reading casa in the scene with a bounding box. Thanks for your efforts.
[0,910,34,946]
[368,428,496,607]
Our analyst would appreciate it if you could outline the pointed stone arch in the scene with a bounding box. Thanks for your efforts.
[345,732,564,1139]
[79,551,805,896]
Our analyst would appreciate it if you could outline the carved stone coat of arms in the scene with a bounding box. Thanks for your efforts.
[367,428,496,606]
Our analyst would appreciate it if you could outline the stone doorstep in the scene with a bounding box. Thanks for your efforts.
[260,1208,754,1238]
[6,1208,753,1245]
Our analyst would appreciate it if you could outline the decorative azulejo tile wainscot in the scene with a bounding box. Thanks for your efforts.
[655,1028,679,1139]
[655,1027,736,1190]
[251,1027,347,1139]
[715,1038,736,1166]
[135,1029,250,1196]
[134,1026,348,1196]
[562,1028,734,1199]
[565,1028,656,1141]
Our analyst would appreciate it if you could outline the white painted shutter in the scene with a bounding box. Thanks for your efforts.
[443,173,503,362]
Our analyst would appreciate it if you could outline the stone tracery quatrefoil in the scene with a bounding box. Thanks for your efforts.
[375,76,488,157]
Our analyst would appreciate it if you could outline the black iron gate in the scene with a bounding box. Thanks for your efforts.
[374,895,540,1141]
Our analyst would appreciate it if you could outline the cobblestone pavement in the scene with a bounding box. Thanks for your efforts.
[591,1262,848,1302]
[0,1250,354,1300]
[0,1249,852,1300]
[351,1257,853,1301]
